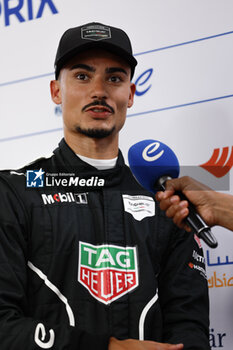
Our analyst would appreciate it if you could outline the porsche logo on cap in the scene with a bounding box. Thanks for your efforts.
[81,24,111,41]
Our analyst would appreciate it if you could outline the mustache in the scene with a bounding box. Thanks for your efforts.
[82,100,115,114]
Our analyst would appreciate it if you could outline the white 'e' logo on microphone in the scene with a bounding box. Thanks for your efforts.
[142,142,164,162]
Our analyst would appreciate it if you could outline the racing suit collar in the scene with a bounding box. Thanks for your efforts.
[52,138,126,188]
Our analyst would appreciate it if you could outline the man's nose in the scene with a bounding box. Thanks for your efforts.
[90,77,108,100]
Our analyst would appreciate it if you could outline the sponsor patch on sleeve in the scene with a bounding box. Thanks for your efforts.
[188,249,207,279]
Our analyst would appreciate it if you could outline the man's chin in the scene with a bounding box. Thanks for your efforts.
[75,126,115,139]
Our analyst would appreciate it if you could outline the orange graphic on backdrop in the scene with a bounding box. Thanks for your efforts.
[200,146,233,178]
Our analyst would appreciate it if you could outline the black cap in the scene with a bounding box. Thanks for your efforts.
[54,22,138,79]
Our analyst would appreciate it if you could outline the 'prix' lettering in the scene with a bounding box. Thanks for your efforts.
[0,0,58,26]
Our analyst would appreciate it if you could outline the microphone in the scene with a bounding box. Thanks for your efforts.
[128,139,218,249]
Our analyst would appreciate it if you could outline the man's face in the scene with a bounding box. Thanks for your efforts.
[51,49,136,140]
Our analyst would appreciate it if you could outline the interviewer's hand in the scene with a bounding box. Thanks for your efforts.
[108,337,184,350]
[155,176,216,231]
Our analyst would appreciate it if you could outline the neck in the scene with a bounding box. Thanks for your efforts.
[64,131,119,159]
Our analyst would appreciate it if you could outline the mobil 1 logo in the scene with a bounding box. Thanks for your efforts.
[78,242,138,305]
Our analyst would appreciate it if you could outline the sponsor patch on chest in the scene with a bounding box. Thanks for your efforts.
[122,194,155,221]
[78,242,138,304]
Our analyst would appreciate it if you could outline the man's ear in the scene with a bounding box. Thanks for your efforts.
[50,80,62,105]
[128,83,136,108]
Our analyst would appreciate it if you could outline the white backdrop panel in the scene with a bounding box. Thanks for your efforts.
[0,1,233,348]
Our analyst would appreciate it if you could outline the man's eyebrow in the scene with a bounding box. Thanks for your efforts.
[70,64,95,72]
[106,67,128,75]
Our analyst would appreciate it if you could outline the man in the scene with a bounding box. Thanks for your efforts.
[156,176,233,232]
[0,23,209,349]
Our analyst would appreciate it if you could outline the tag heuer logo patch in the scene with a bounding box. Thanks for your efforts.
[78,242,138,305]
[81,25,111,41]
